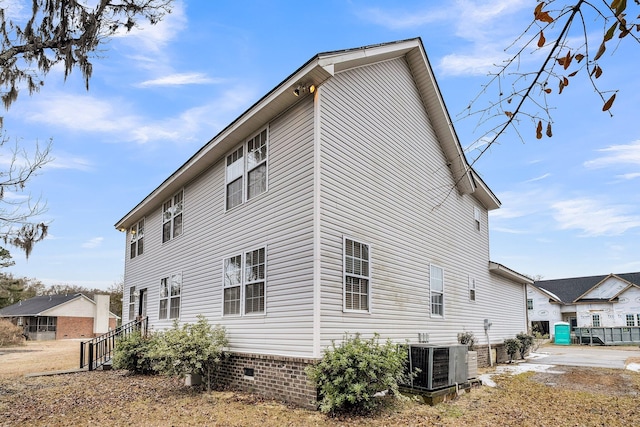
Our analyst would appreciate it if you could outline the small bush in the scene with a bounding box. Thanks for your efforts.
[0,319,24,347]
[306,333,409,415]
[504,338,521,363]
[151,315,227,391]
[516,332,534,359]
[457,331,476,350]
[532,331,549,352]
[113,330,158,374]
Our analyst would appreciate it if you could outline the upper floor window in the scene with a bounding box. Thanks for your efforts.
[344,238,370,312]
[129,219,145,259]
[592,314,601,327]
[226,128,268,210]
[223,247,266,316]
[473,207,481,231]
[430,265,444,317]
[527,299,534,310]
[162,190,183,243]
[159,273,182,319]
[468,276,476,301]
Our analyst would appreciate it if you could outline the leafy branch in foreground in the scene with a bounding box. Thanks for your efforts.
[462,0,639,166]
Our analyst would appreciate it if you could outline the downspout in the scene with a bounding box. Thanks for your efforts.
[312,86,322,358]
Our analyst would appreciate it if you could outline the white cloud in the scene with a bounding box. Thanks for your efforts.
[82,237,104,249]
[616,172,640,180]
[22,86,257,145]
[584,140,640,168]
[47,154,93,171]
[525,173,551,183]
[137,73,225,87]
[552,198,640,236]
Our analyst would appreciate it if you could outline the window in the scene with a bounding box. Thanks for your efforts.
[159,273,182,319]
[527,299,534,310]
[430,265,444,317]
[468,276,476,301]
[223,247,266,316]
[223,255,242,315]
[473,207,481,231]
[626,314,635,327]
[129,219,144,258]
[592,314,601,327]
[128,286,136,321]
[637,314,640,326]
[225,128,268,210]
[162,190,183,243]
[26,316,56,333]
[343,238,370,312]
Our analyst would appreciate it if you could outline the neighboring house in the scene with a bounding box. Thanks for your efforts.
[0,294,118,340]
[529,272,640,336]
[115,38,531,407]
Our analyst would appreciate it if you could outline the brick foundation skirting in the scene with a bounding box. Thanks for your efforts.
[214,352,318,409]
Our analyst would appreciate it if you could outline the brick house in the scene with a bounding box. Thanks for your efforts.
[0,293,118,340]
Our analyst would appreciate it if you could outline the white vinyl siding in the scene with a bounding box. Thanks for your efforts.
[343,237,370,312]
[430,265,444,317]
[318,57,527,346]
[123,97,315,356]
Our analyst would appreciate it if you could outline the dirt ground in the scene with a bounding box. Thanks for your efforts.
[1,340,640,426]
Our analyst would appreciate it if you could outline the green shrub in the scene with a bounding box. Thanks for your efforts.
[504,338,521,363]
[151,315,227,391]
[516,332,534,359]
[457,331,476,350]
[112,330,158,374]
[306,333,409,415]
[0,319,24,347]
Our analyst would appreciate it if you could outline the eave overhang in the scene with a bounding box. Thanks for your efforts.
[489,261,533,285]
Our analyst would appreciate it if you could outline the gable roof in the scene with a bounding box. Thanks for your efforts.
[533,272,640,304]
[115,37,500,231]
[0,294,81,317]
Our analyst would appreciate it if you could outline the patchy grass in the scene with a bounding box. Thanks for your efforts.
[0,340,79,378]
[1,341,640,425]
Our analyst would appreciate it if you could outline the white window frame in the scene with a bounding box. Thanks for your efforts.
[468,276,476,302]
[343,237,371,313]
[473,207,481,231]
[128,286,136,321]
[430,264,444,318]
[162,190,184,243]
[225,128,268,211]
[592,314,601,327]
[159,273,182,320]
[222,254,242,316]
[222,246,267,316]
[129,218,145,259]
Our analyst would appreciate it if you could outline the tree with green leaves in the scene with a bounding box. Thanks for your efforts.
[464,0,639,165]
[0,0,172,257]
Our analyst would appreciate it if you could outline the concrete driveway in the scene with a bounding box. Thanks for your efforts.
[527,344,640,369]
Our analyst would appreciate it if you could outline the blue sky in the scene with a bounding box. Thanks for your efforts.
[2,0,639,289]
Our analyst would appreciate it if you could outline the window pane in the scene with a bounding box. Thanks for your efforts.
[345,277,368,311]
[137,237,144,256]
[431,293,443,316]
[224,286,241,315]
[169,297,180,319]
[247,163,267,199]
[224,256,242,287]
[159,299,168,319]
[162,222,171,243]
[160,279,168,298]
[247,132,267,169]
[173,213,183,237]
[226,148,244,181]
[227,177,243,209]
[245,282,264,314]
[171,275,181,296]
[130,242,136,259]
[245,248,265,282]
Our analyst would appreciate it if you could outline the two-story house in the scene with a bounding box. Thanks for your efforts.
[115,38,532,407]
